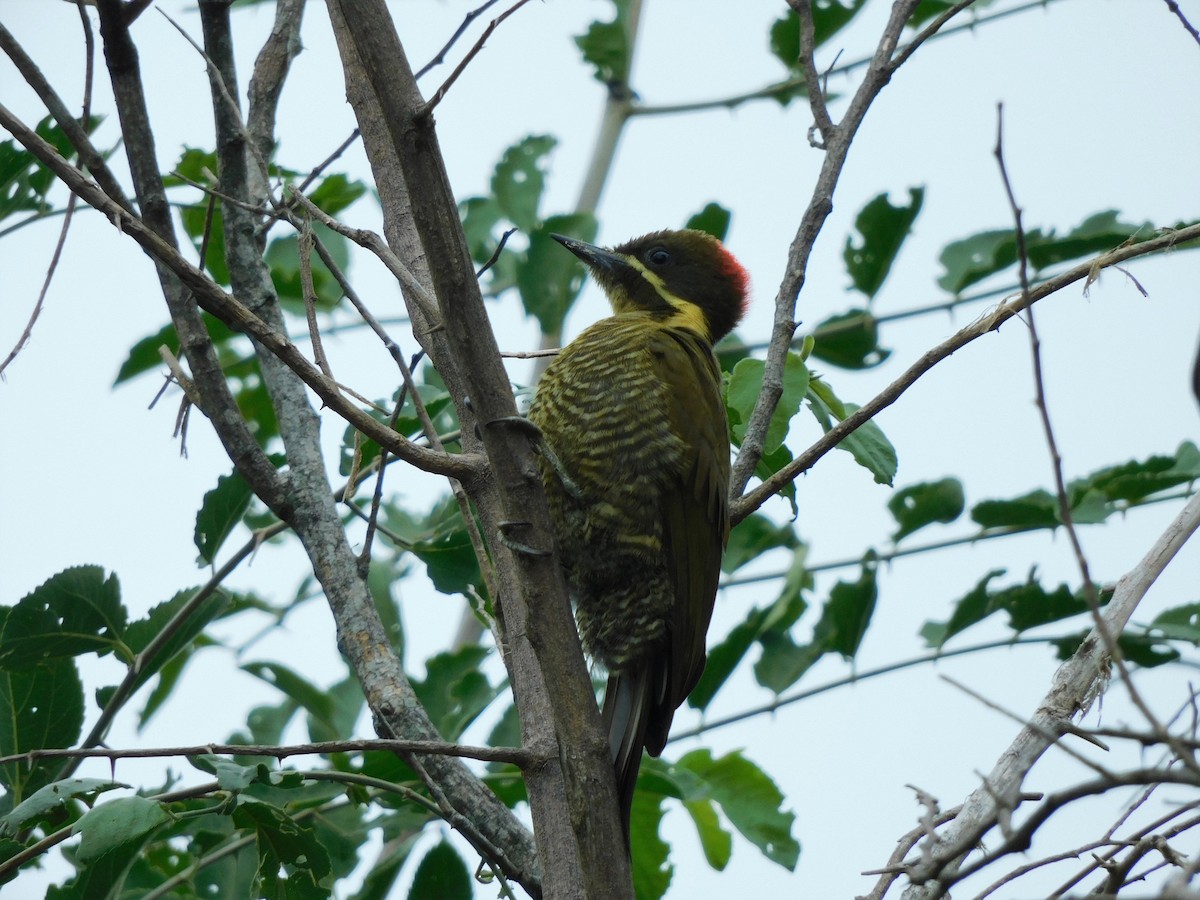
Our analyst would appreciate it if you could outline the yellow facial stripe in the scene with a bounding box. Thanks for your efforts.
[626,257,711,341]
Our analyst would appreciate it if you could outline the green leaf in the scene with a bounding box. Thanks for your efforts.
[673,749,799,869]
[754,632,822,695]
[1051,629,1181,667]
[723,514,799,573]
[412,645,498,741]
[888,478,965,541]
[936,228,1011,295]
[517,213,598,333]
[769,1,868,71]
[0,115,102,221]
[304,173,367,216]
[241,662,337,735]
[234,799,333,897]
[923,570,1097,646]
[629,788,672,900]
[936,211,1179,294]
[195,470,253,565]
[408,522,481,598]
[683,797,733,870]
[190,755,262,791]
[1151,603,1200,643]
[123,588,230,699]
[75,796,170,863]
[304,676,366,746]
[0,566,126,668]
[809,308,890,369]
[349,832,420,900]
[266,223,349,311]
[811,556,878,659]
[693,571,809,706]
[689,607,769,711]
[0,639,84,804]
[686,203,732,241]
[753,442,799,515]
[460,195,503,262]
[49,796,168,900]
[113,313,238,386]
[171,149,231,284]
[726,352,810,453]
[491,134,556,232]
[806,379,897,485]
[1078,441,1200,503]
[408,840,471,900]
[575,0,633,85]
[483,704,526,808]
[338,383,454,477]
[844,188,924,299]
[971,489,1059,530]
[0,778,123,837]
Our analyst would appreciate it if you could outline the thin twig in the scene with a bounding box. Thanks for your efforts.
[940,674,1114,778]
[0,2,97,377]
[157,8,274,194]
[791,0,836,147]
[728,0,922,498]
[477,226,517,277]
[295,128,361,198]
[889,0,978,73]
[420,0,535,117]
[632,1,1058,117]
[669,635,1061,744]
[1162,0,1200,47]
[0,194,76,377]
[8,738,534,768]
[297,224,335,380]
[415,0,506,79]
[288,189,439,321]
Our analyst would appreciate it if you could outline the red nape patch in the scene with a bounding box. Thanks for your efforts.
[716,244,751,319]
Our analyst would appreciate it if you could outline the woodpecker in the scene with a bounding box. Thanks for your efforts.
[528,229,749,836]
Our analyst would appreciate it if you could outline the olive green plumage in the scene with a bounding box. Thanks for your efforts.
[528,229,749,835]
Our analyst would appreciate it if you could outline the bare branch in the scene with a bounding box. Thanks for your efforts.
[898,489,1200,897]
[889,0,978,73]
[415,0,506,79]
[729,0,922,498]
[0,105,478,481]
[733,221,1200,523]
[246,0,305,162]
[791,0,835,146]
[420,0,536,117]
[996,104,1200,785]
[1162,0,1200,47]
[297,224,336,380]
[0,192,76,377]
[288,189,439,322]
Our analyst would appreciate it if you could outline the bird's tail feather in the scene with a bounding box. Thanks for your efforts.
[601,668,652,841]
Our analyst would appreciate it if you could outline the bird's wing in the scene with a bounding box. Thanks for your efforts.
[643,327,730,755]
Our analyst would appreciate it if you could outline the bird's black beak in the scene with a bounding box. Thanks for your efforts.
[551,234,628,276]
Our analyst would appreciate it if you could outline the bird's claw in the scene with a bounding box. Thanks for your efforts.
[486,414,542,436]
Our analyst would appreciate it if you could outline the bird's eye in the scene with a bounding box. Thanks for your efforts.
[646,247,671,266]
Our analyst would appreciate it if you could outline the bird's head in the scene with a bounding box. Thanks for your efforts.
[552,229,749,344]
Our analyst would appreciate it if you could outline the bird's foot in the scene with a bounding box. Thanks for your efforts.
[497,520,552,557]
[486,416,584,501]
